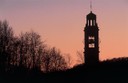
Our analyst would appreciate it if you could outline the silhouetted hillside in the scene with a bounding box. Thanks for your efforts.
[1,57,128,83]
[52,57,128,83]
[42,57,128,83]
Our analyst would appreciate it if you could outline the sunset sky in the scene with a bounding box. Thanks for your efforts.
[0,0,128,64]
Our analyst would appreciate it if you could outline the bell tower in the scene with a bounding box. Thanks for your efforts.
[84,11,99,65]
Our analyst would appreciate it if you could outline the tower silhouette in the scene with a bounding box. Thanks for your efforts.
[84,11,99,65]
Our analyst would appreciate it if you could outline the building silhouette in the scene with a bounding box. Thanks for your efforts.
[84,11,99,65]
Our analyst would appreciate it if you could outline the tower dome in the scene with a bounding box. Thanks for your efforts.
[87,11,96,20]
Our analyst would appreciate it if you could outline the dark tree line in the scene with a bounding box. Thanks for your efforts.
[0,20,68,74]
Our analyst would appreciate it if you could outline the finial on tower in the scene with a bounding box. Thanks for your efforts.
[90,0,92,12]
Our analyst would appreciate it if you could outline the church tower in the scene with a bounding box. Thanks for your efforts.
[84,11,99,65]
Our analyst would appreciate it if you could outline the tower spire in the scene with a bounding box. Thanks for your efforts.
[84,4,99,65]
[90,0,92,12]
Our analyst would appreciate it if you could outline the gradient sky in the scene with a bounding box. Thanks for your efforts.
[0,0,128,64]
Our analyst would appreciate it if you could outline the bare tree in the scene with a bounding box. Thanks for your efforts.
[0,21,14,71]
[0,20,68,73]
[76,50,84,64]
[11,37,20,66]
[18,31,45,69]
[64,54,73,68]
[41,47,67,72]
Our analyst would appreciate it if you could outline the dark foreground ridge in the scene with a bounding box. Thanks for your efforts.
[1,57,128,83]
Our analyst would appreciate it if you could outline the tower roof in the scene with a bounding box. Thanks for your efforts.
[87,11,96,20]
